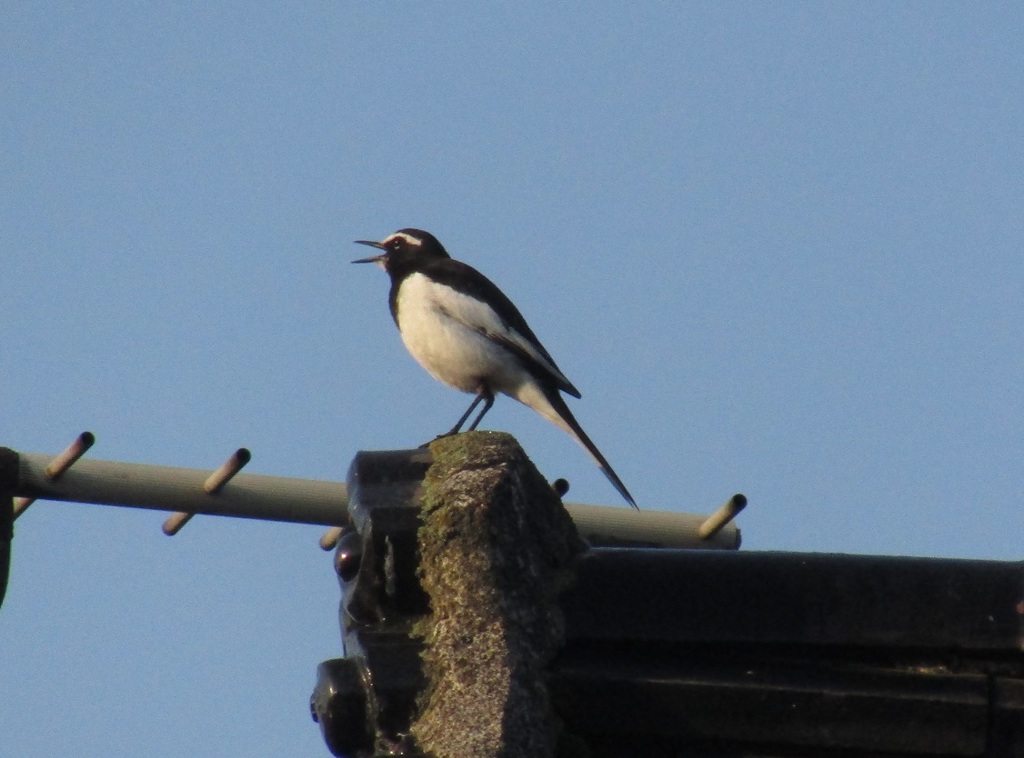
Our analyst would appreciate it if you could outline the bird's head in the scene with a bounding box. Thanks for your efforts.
[353,229,449,271]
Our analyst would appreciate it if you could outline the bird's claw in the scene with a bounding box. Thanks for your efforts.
[419,431,457,449]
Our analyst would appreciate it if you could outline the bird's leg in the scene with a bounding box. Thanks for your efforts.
[466,387,495,431]
[426,387,495,448]
[439,388,488,438]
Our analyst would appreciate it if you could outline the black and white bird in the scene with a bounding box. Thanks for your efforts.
[353,228,637,508]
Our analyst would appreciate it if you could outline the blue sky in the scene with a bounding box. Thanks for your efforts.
[3,4,1022,756]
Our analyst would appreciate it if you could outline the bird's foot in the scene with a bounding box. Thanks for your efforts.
[418,430,458,449]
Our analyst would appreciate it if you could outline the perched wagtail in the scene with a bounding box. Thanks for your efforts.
[354,228,637,508]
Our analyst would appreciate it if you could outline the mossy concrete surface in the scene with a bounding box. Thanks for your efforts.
[411,431,584,758]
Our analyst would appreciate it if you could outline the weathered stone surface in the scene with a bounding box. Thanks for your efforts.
[411,431,584,758]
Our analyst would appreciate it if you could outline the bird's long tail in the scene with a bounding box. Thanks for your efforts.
[517,384,638,509]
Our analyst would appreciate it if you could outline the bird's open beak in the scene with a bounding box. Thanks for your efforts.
[352,239,386,264]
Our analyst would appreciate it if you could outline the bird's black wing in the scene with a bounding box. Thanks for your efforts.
[425,257,581,398]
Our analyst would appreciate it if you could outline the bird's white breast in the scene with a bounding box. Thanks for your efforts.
[395,272,532,395]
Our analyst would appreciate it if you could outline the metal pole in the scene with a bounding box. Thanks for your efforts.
[162,448,254,535]
[564,501,739,550]
[697,494,747,540]
[16,452,350,527]
[13,450,741,549]
[13,432,95,519]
